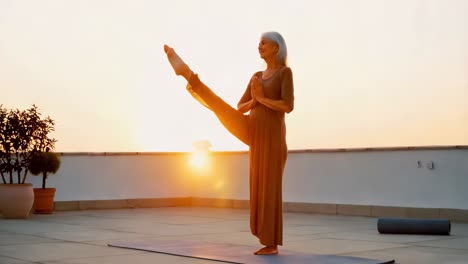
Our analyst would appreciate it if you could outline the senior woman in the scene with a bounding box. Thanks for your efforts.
[164,31,294,255]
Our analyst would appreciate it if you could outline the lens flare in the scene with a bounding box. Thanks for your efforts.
[189,140,212,171]
[190,151,207,169]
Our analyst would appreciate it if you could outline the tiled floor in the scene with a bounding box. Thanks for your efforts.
[1,207,467,264]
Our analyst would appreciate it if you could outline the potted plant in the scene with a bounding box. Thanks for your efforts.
[0,105,56,218]
[29,151,61,213]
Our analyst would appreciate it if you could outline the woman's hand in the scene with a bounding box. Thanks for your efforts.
[250,76,265,100]
[249,75,293,113]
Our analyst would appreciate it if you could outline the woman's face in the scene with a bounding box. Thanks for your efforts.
[258,37,278,60]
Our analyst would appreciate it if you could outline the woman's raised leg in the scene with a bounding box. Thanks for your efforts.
[164,45,250,145]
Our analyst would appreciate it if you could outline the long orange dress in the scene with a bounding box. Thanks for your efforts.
[186,66,294,246]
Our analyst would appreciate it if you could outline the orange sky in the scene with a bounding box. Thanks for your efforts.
[1,0,467,152]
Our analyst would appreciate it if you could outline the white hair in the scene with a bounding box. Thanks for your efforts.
[261,31,288,66]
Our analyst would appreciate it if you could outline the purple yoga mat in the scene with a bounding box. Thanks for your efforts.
[108,240,395,264]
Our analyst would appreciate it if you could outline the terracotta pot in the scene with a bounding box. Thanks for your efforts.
[0,183,34,219]
[33,188,56,214]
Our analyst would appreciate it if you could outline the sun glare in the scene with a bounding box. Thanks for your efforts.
[189,140,212,171]
[190,151,208,169]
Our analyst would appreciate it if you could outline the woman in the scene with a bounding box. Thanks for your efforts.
[164,31,294,255]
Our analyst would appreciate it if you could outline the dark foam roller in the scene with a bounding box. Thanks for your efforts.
[377,218,451,235]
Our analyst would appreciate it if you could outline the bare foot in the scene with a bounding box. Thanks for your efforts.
[254,246,278,255]
[163,44,192,80]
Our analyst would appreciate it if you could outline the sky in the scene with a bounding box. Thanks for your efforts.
[1,0,467,152]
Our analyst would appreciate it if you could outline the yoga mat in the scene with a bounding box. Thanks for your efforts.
[108,240,395,264]
[377,218,451,235]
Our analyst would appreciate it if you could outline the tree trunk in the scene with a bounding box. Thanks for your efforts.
[21,168,28,184]
[17,170,20,184]
[42,172,47,189]
[0,172,6,184]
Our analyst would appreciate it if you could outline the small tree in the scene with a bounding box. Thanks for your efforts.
[0,105,56,184]
[28,152,61,189]
[0,105,9,184]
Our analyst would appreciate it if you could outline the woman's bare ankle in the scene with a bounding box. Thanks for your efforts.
[183,70,193,82]
[163,44,192,79]
[254,245,278,255]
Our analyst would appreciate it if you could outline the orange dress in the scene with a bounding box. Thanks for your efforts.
[186,66,294,246]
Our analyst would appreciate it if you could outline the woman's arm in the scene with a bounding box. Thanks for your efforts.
[237,99,256,113]
[255,96,293,113]
[251,69,294,113]
[237,75,260,113]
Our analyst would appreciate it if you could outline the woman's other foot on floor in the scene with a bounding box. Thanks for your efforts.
[254,246,278,255]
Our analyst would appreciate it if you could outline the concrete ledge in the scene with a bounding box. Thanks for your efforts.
[338,204,372,216]
[191,197,234,208]
[440,209,468,222]
[58,145,468,156]
[54,201,80,211]
[372,206,441,219]
[127,198,191,208]
[406,207,440,219]
[232,199,250,209]
[78,199,128,210]
[371,206,408,218]
[54,198,468,222]
[285,202,337,214]
[55,198,191,211]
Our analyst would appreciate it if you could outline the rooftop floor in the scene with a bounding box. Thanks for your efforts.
[1,207,468,264]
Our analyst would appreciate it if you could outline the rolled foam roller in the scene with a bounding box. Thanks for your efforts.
[377,218,451,235]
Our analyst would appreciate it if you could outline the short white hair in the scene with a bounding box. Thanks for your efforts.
[261,31,288,66]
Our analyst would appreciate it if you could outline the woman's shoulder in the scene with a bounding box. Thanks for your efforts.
[252,66,292,79]
[253,71,262,77]
[279,66,292,76]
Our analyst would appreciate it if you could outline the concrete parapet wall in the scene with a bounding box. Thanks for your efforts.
[28,146,468,220]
